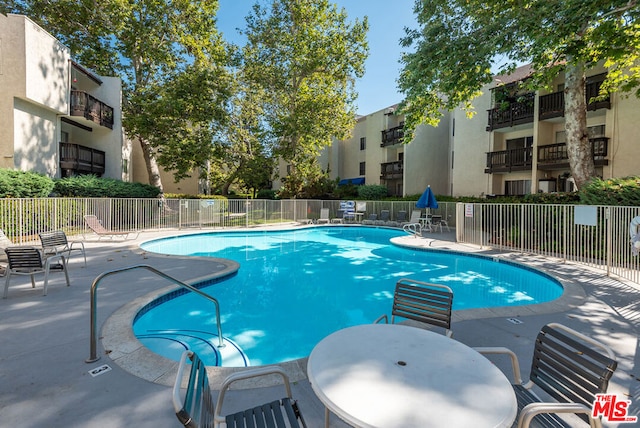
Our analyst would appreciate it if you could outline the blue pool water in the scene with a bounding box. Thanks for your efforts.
[135,227,563,366]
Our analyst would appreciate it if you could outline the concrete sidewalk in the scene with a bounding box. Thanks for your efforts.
[0,225,638,427]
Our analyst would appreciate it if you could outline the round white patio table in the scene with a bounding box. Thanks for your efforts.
[307,324,517,428]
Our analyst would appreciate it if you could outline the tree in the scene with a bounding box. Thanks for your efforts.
[6,0,232,193]
[242,0,368,197]
[208,70,275,196]
[399,0,640,189]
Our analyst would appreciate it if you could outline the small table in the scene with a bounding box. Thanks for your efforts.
[307,324,517,428]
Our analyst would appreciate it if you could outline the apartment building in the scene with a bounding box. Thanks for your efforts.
[451,63,640,197]
[326,105,451,197]
[0,14,129,181]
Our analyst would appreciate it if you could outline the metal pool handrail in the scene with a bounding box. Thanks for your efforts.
[86,264,224,363]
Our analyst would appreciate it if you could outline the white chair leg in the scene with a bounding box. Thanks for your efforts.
[61,256,70,286]
[30,273,36,288]
[43,267,49,296]
[3,272,10,299]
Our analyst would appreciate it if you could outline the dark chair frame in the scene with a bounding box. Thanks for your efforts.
[3,246,70,298]
[39,230,86,267]
[375,278,454,337]
[173,350,307,428]
[475,323,618,428]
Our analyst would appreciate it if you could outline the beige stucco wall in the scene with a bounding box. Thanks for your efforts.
[130,138,201,194]
[450,90,492,197]
[404,119,450,196]
[604,92,640,179]
[0,14,127,180]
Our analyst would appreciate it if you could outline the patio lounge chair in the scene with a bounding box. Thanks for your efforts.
[374,209,390,226]
[83,215,139,240]
[39,230,86,267]
[316,208,330,224]
[3,246,70,298]
[475,323,618,428]
[173,350,307,428]
[361,213,377,225]
[375,278,453,338]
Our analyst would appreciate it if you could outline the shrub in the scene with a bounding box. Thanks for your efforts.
[357,185,388,200]
[579,176,640,206]
[256,189,277,200]
[0,169,54,197]
[53,175,161,198]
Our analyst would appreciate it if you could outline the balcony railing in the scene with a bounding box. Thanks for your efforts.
[380,160,403,180]
[485,147,533,173]
[539,73,611,120]
[381,124,404,147]
[486,93,535,131]
[70,90,114,129]
[60,142,106,176]
[537,137,609,169]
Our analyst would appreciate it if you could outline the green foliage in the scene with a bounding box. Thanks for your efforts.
[256,189,278,200]
[164,193,227,200]
[242,0,369,197]
[11,0,233,191]
[297,174,337,199]
[357,185,388,200]
[0,169,54,198]
[524,192,581,205]
[580,177,640,206]
[399,0,640,188]
[334,184,358,200]
[53,175,160,198]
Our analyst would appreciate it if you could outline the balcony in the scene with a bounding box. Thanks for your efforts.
[59,142,106,177]
[486,93,535,131]
[537,137,609,170]
[380,161,403,180]
[381,124,404,147]
[485,147,533,173]
[539,73,611,120]
[70,90,114,129]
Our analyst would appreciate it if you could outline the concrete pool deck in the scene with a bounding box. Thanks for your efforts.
[0,224,639,427]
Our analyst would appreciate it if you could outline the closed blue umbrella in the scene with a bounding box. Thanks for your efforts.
[416,185,438,209]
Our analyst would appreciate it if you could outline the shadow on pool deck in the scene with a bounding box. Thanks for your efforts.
[0,224,639,427]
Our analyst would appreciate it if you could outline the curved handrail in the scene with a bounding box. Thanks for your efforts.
[402,222,422,237]
[86,264,224,363]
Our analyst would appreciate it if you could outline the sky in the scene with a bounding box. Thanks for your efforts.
[216,0,418,116]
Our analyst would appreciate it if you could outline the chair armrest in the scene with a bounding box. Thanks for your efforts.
[171,351,191,414]
[517,402,598,428]
[374,314,388,324]
[473,346,523,384]
[214,366,294,424]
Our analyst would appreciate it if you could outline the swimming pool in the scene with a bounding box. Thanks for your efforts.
[135,226,563,367]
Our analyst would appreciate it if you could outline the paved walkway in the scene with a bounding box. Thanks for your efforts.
[0,225,638,427]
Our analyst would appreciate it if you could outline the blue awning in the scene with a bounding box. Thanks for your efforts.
[338,177,365,186]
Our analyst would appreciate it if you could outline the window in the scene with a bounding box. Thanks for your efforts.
[556,125,605,143]
[359,162,366,175]
[505,180,531,196]
[360,137,366,150]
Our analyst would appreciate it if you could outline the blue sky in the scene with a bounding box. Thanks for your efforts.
[216,0,418,115]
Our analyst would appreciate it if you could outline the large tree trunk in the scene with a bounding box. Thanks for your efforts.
[564,62,596,189]
[139,137,164,194]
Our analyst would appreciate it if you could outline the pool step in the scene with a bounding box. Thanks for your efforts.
[137,329,250,367]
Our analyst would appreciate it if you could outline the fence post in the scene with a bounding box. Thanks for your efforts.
[606,207,611,276]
